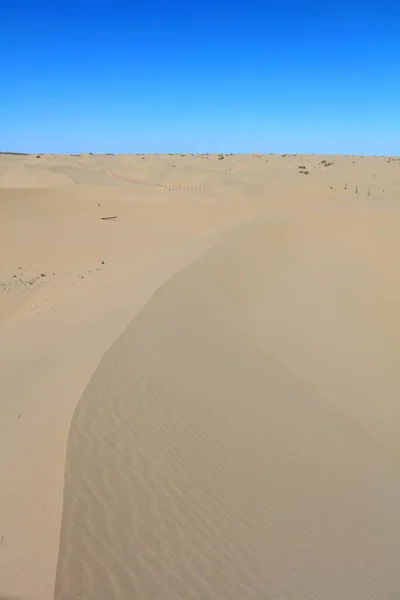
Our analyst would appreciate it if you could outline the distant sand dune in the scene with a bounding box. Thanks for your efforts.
[0,167,72,188]
[106,167,211,193]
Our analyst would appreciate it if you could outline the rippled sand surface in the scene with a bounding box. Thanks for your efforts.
[1,152,400,599]
[55,208,400,599]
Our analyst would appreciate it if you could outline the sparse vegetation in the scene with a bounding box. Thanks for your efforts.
[218,154,225,160]
[320,160,334,167]
[299,170,309,175]
[0,151,29,155]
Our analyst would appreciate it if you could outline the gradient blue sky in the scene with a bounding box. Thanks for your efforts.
[1,0,399,154]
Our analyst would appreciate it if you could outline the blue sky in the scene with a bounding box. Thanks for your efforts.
[1,0,399,154]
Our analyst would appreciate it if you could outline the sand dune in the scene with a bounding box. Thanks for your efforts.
[54,208,400,600]
[1,153,400,599]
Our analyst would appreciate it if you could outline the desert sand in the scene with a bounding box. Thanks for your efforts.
[1,152,400,599]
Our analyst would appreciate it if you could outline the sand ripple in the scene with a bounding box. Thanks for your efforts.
[54,215,400,599]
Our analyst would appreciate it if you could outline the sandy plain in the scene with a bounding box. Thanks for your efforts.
[1,152,400,599]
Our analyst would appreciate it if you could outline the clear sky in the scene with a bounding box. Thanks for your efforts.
[1,0,399,154]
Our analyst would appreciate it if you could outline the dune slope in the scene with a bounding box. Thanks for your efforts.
[54,206,400,600]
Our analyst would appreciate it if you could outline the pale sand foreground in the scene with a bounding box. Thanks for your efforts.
[1,153,400,599]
